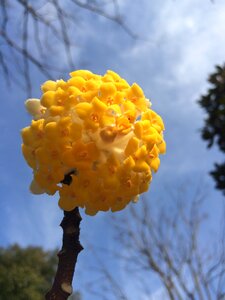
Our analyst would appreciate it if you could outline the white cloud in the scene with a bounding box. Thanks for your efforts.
[121,0,225,88]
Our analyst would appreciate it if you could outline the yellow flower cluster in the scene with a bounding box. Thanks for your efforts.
[21,70,166,215]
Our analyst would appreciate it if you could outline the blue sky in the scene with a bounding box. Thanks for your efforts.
[1,0,225,299]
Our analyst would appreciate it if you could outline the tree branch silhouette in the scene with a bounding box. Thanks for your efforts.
[0,0,137,95]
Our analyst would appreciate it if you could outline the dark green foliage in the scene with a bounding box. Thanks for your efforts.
[0,244,58,300]
[210,162,225,192]
[0,244,82,300]
[199,64,225,194]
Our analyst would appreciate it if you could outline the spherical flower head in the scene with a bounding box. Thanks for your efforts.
[21,70,166,215]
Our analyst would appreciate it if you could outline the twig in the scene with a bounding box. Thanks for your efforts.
[45,207,83,300]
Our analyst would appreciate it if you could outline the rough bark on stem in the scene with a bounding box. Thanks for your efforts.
[45,207,83,300]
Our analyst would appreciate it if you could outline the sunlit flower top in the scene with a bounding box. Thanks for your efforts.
[21,70,166,215]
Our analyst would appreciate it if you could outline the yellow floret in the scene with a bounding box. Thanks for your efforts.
[45,122,58,138]
[69,70,94,79]
[129,83,144,97]
[75,102,92,119]
[49,105,64,116]
[125,137,140,156]
[106,70,121,81]
[67,76,86,90]
[41,80,57,92]
[150,157,160,172]
[100,82,117,97]
[41,91,56,108]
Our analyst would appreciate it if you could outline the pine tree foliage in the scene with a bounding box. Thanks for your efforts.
[199,64,225,194]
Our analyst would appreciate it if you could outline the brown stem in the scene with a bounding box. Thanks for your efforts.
[45,207,83,300]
